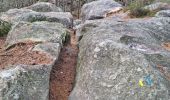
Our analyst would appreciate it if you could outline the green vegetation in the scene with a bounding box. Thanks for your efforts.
[0,20,11,37]
[160,0,170,3]
[123,0,156,18]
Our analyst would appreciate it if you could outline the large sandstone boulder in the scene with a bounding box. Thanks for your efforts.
[69,17,170,100]
[0,9,73,28]
[43,12,73,28]
[0,0,39,12]
[75,18,122,41]
[0,21,68,100]
[81,0,122,21]
[156,10,170,17]
[5,21,68,49]
[25,2,63,12]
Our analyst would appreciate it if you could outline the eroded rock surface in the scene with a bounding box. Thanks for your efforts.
[25,2,63,12]
[156,10,170,17]
[0,0,39,12]
[144,2,169,11]
[0,21,68,100]
[81,0,122,21]
[5,21,68,49]
[0,8,73,28]
[69,16,170,100]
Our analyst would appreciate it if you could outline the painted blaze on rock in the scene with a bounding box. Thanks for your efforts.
[69,16,170,99]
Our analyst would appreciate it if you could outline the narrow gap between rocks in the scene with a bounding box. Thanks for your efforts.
[49,29,78,100]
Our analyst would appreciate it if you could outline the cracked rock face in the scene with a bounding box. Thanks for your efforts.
[81,0,122,21]
[0,21,68,100]
[69,17,170,100]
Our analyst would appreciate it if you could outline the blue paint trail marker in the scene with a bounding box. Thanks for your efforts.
[144,75,153,86]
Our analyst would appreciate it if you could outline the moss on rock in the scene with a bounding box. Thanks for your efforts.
[0,20,11,37]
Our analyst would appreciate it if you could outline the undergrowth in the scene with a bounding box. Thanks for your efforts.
[0,20,11,37]
[124,0,156,18]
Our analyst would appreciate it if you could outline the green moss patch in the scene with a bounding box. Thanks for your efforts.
[0,20,11,37]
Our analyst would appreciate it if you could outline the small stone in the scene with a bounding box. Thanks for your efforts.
[94,47,100,52]
[137,67,142,72]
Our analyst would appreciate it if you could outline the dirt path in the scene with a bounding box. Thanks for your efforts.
[50,30,78,100]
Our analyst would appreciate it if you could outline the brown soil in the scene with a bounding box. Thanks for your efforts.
[50,30,78,100]
[0,41,53,69]
[162,42,170,51]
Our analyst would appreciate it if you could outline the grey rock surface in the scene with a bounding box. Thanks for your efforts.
[5,21,68,49]
[25,2,63,12]
[73,19,82,29]
[33,43,61,58]
[0,9,73,28]
[75,18,122,41]
[0,64,52,100]
[69,17,170,100]
[43,12,73,28]
[156,10,170,17]
[144,2,169,11]
[0,0,38,12]
[81,0,122,21]
[0,21,68,100]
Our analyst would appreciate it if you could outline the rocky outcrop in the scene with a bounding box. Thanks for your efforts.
[156,10,170,17]
[0,1,74,98]
[5,21,68,49]
[0,0,39,12]
[81,0,122,21]
[75,18,122,41]
[25,2,63,12]
[0,21,68,100]
[144,2,169,11]
[0,8,73,28]
[69,15,170,100]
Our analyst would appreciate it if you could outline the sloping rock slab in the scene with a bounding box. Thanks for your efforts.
[0,21,68,99]
[156,10,170,17]
[5,21,68,49]
[0,64,52,100]
[144,2,169,11]
[81,0,122,21]
[75,18,122,41]
[0,9,73,28]
[0,0,38,12]
[25,2,63,12]
[69,17,170,100]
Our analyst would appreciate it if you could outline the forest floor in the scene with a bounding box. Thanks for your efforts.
[49,30,78,100]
